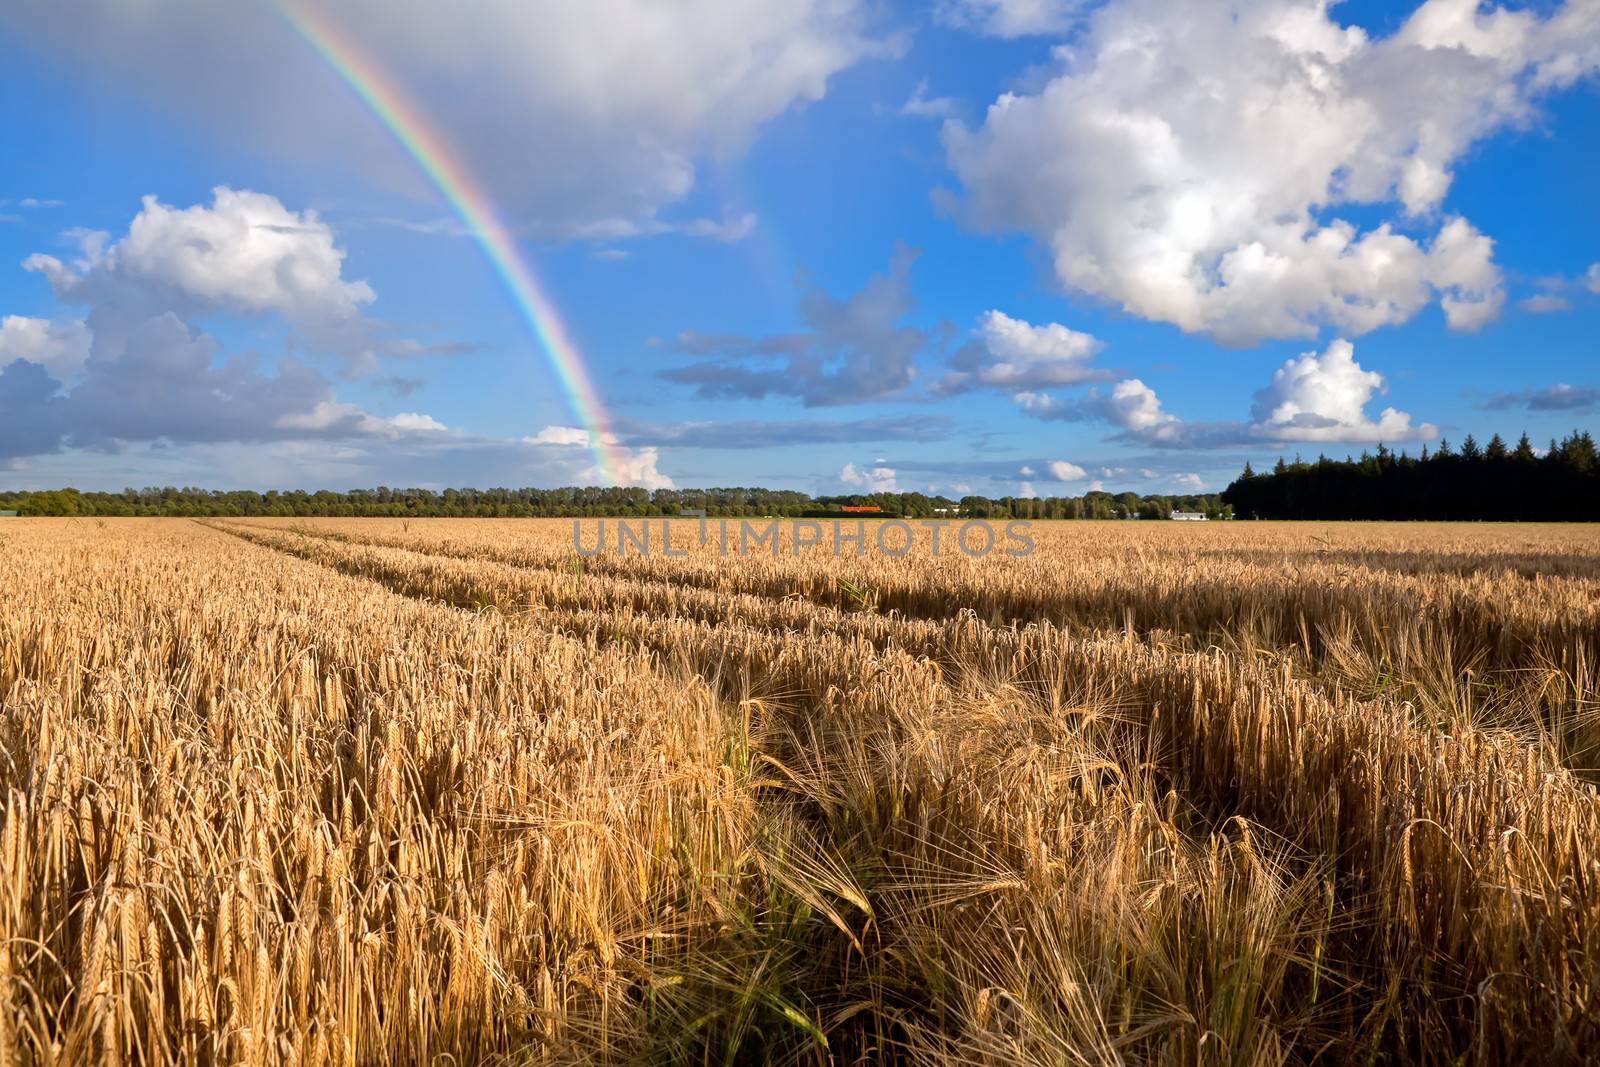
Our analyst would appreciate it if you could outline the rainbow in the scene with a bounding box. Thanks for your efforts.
[278,2,630,486]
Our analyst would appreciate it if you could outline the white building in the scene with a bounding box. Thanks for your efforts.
[1171,511,1208,521]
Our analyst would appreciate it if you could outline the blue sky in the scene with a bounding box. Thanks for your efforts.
[1,0,1596,498]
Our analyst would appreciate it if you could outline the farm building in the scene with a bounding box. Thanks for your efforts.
[1171,511,1207,521]
[0,510,18,517]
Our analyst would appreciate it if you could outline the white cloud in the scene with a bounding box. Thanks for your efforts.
[840,462,899,492]
[1012,390,1064,416]
[522,425,672,487]
[1587,263,1600,294]
[903,78,958,118]
[0,315,92,380]
[1101,378,1184,442]
[1047,459,1088,480]
[1018,480,1038,497]
[935,0,1086,37]
[30,189,371,323]
[115,189,372,320]
[529,425,593,447]
[19,198,65,209]
[600,447,673,491]
[1519,293,1571,314]
[380,412,448,434]
[1019,464,1036,476]
[26,188,382,370]
[2,2,889,239]
[937,309,1106,393]
[1021,338,1436,447]
[274,402,446,438]
[1249,338,1435,442]
[1173,473,1205,491]
[944,0,1598,343]
[976,309,1100,383]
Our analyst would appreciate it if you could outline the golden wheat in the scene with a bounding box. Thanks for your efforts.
[0,517,1596,1065]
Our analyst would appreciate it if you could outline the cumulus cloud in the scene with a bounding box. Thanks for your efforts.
[840,462,899,492]
[1021,338,1435,447]
[1,2,888,239]
[0,316,92,380]
[31,189,371,322]
[1098,379,1185,441]
[661,246,925,406]
[520,425,672,488]
[935,309,1108,394]
[1587,263,1600,294]
[24,187,389,371]
[1482,383,1598,413]
[1047,459,1088,480]
[944,0,1599,343]
[935,0,1087,37]
[605,448,672,491]
[1248,339,1435,442]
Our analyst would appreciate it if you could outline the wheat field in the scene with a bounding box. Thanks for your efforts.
[0,517,1597,1065]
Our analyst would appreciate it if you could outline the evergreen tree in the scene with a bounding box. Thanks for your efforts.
[1217,429,1599,521]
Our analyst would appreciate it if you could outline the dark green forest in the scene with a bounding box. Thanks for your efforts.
[1221,430,1599,521]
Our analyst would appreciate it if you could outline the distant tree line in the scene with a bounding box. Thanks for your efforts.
[1222,429,1599,521]
[0,484,1228,520]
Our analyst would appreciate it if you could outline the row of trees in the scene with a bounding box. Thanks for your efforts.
[10,430,1591,521]
[1222,430,1600,521]
[0,484,1228,520]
